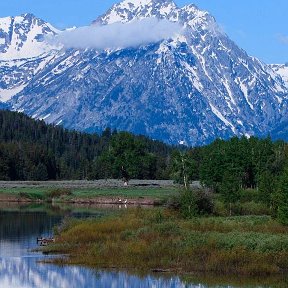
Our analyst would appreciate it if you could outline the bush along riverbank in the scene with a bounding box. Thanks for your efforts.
[47,204,288,276]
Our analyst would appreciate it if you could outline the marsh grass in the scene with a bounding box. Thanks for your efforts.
[44,188,72,201]
[0,187,49,200]
[181,273,288,288]
[48,209,288,276]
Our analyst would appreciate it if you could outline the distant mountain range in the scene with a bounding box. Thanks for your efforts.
[0,0,288,145]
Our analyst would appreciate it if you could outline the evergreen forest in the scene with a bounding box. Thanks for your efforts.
[1,109,288,193]
[0,110,171,180]
[1,109,288,222]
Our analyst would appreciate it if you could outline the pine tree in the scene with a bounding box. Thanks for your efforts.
[219,170,241,216]
[258,171,275,207]
[277,168,288,225]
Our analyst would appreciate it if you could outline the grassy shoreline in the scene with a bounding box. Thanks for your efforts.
[46,208,288,276]
[0,180,178,205]
[2,181,288,277]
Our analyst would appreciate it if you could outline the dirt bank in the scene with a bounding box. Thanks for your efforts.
[0,194,31,202]
[67,196,157,206]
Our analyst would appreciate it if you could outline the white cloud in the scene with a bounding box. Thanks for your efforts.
[49,18,182,50]
[206,21,225,36]
[278,34,288,45]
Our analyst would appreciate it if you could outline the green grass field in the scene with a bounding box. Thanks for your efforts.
[0,186,178,202]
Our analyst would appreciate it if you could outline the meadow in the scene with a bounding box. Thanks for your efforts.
[0,180,178,203]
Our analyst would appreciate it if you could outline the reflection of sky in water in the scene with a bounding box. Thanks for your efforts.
[0,237,42,258]
[0,257,196,288]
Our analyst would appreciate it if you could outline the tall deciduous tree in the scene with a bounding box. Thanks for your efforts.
[171,150,196,190]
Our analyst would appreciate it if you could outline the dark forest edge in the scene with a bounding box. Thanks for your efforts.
[0,109,172,180]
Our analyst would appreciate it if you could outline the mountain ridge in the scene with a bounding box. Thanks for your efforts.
[0,0,288,145]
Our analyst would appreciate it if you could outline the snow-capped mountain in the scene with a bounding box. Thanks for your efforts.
[0,13,59,60]
[1,0,288,145]
[94,0,179,24]
[0,13,59,102]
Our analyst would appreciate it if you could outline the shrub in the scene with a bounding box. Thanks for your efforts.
[179,189,199,219]
[194,189,214,215]
[178,188,214,219]
[213,200,229,216]
[19,191,44,200]
[237,201,271,216]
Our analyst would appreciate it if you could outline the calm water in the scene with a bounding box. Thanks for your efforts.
[0,204,286,288]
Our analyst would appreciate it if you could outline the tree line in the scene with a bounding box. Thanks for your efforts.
[1,109,288,223]
[0,110,172,180]
[1,109,288,187]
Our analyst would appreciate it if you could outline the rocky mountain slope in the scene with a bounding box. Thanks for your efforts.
[1,0,288,145]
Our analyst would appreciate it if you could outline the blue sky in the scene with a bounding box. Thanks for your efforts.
[0,0,287,64]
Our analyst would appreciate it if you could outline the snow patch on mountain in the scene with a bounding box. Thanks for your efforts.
[0,54,56,102]
[0,84,26,102]
[270,64,288,87]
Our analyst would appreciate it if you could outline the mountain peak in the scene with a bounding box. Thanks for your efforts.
[119,0,175,5]
[0,14,59,60]
[20,13,37,19]
[114,0,175,7]
[93,0,213,33]
[94,0,178,25]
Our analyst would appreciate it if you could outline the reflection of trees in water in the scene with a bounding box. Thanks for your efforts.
[0,206,112,240]
[0,211,62,239]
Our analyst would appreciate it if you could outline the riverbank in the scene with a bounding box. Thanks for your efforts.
[47,208,288,276]
[0,180,181,205]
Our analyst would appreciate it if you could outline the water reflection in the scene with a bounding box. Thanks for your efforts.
[0,205,194,288]
[0,258,195,288]
[0,204,286,288]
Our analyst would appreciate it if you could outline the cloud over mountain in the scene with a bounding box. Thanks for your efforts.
[51,18,182,50]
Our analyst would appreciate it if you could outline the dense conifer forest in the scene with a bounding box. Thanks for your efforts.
[1,109,288,191]
[0,110,172,180]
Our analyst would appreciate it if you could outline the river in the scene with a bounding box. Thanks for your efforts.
[0,203,286,288]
